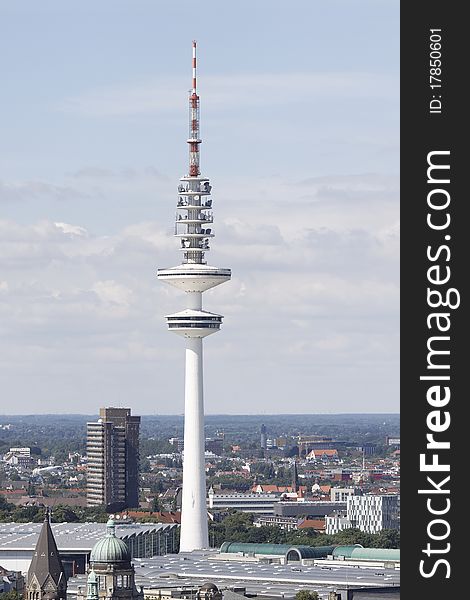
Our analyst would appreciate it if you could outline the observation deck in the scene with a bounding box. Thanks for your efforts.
[157,263,231,292]
[165,308,223,338]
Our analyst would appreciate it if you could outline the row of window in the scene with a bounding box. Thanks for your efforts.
[169,316,221,321]
[168,323,220,329]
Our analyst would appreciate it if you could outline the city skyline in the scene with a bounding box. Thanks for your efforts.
[0,1,399,414]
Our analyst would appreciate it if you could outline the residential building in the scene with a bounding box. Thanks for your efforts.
[168,437,223,455]
[299,435,332,452]
[9,447,31,457]
[326,494,400,534]
[0,566,24,594]
[253,515,300,531]
[207,488,280,514]
[306,449,339,462]
[297,518,326,533]
[330,487,363,502]
[3,453,36,468]
[325,515,353,535]
[274,501,347,518]
[347,494,400,533]
[169,438,184,452]
[204,438,223,455]
[87,407,140,511]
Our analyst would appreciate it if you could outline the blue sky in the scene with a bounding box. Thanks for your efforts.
[0,1,399,414]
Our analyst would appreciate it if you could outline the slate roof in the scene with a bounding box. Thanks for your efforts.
[27,512,66,589]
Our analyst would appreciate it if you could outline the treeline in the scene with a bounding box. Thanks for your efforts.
[208,511,399,549]
[0,496,109,523]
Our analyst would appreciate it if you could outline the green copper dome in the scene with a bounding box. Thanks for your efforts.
[89,519,131,563]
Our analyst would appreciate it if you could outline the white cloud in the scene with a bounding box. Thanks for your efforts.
[54,222,89,237]
[0,166,399,413]
[91,280,133,309]
[0,180,84,204]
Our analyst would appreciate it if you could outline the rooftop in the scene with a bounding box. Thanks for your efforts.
[0,522,175,552]
[65,549,400,599]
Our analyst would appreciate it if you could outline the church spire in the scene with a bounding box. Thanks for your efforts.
[27,509,67,600]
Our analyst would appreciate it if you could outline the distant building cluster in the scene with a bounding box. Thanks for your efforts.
[0,564,24,595]
[169,436,224,456]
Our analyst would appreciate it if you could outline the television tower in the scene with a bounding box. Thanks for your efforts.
[157,41,231,552]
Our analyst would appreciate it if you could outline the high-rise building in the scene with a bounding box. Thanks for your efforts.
[26,510,67,600]
[157,41,231,552]
[87,407,141,511]
[260,424,267,450]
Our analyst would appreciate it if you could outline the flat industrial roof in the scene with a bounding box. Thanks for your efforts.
[65,549,400,599]
[0,522,175,552]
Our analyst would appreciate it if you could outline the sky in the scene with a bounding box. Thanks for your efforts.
[0,1,399,415]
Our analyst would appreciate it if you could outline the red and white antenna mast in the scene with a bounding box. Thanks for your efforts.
[188,40,201,177]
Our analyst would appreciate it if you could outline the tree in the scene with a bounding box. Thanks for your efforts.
[295,591,319,600]
[140,457,151,473]
[151,496,162,512]
[51,505,79,522]
[286,529,321,546]
[0,495,14,511]
[330,527,373,548]
[0,591,23,600]
[370,528,400,549]
[223,511,254,540]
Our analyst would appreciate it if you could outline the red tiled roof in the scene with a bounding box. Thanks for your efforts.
[298,518,326,530]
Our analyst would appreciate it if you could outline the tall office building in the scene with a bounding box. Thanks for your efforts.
[87,408,141,512]
[260,424,267,450]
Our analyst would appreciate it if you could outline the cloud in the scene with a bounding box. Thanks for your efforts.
[54,222,88,237]
[91,280,133,309]
[0,180,84,204]
[0,166,399,413]
[71,166,169,181]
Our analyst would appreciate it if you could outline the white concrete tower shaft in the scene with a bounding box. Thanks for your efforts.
[156,41,231,552]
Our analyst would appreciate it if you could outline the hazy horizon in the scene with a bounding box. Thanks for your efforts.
[0,411,399,417]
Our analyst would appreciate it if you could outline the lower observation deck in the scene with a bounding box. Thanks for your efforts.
[175,233,215,238]
[157,264,231,292]
[165,309,223,338]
